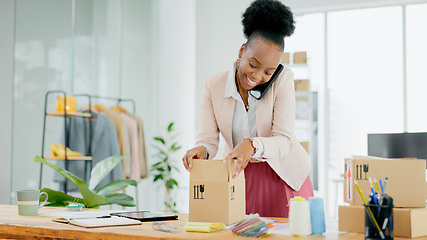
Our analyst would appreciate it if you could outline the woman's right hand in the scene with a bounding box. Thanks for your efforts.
[182,146,207,172]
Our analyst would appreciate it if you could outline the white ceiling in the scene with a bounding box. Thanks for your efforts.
[286,0,427,14]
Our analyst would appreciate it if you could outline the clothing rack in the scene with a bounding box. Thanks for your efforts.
[39,91,137,199]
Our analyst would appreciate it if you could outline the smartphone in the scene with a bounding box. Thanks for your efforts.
[249,64,284,100]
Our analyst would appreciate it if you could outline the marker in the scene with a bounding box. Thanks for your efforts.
[354,180,385,239]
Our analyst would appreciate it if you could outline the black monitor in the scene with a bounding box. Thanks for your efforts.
[368,132,427,159]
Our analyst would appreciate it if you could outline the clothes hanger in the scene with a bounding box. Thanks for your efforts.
[82,104,98,114]
[94,104,106,112]
[110,106,127,113]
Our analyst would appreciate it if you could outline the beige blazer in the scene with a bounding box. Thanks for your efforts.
[195,66,310,191]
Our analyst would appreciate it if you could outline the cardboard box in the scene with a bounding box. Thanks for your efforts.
[189,159,245,225]
[294,79,310,91]
[281,52,290,64]
[293,51,307,64]
[300,142,309,154]
[344,156,426,207]
[339,205,427,238]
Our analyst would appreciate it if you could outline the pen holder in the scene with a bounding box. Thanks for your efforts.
[364,202,393,240]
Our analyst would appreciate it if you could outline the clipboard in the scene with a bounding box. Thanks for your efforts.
[110,211,178,222]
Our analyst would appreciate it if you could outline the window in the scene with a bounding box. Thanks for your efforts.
[406,3,427,132]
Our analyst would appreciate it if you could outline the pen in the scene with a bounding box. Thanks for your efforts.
[381,178,393,234]
[70,216,112,220]
[354,180,385,239]
[379,179,384,193]
[368,177,378,205]
[374,178,381,195]
[382,178,388,196]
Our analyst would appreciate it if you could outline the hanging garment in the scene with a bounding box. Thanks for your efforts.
[54,111,123,192]
[109,106,132,178]
[103,109,129,177]
[121,113,141,182]
[127,113,148,179]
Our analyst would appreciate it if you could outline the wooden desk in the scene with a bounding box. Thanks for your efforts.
[0,204,412,239]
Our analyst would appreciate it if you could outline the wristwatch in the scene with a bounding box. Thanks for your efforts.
[246,138,259,154]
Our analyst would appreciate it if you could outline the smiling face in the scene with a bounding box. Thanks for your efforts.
[237,38,283,91]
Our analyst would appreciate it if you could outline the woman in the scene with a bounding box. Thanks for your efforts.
[182,0,313,218]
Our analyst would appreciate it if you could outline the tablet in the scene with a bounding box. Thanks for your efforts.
[110,211,178,222]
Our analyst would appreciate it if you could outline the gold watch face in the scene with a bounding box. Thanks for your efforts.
[251,139,259,148]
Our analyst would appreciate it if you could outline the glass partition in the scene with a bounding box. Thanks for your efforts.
[11,0,124,202]
[12,0,73,201]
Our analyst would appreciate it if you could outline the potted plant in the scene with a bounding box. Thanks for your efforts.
[151,122,181,212]
[34,155,137,208]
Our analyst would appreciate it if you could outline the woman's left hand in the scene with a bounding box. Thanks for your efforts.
[224,139,255,178]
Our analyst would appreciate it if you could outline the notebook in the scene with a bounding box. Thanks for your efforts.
[52,216,142,228]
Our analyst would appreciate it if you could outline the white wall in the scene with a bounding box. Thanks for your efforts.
[120,0,165,211]
[0,0,15,204]
[195,0,250,129]
[150,0,196,213]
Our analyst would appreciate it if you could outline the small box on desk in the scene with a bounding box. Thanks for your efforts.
[344,156,426,207]
[189,159,245,225]
[339,205,427,238]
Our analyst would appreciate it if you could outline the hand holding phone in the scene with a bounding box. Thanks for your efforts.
[249,64,284,100]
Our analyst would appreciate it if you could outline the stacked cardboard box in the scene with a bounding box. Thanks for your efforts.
[338,155,427,238]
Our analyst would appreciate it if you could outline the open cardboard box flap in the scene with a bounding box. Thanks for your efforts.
[191,159,239,181]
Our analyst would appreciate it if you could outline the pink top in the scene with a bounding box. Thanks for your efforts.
[121,113,140,181]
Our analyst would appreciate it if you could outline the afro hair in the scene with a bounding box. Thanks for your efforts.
[242,0,295,39]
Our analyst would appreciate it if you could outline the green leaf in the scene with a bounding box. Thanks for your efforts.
[78,187,108,208]
[170,143,182,151]
[166,179,178,189]
[96,179,138,197]
[88,155,124,190]
[153,175,163,182]
[34,156,86,187]
[173,166,181,173]
[171,179,178,187]
[34,156,131,208]
[153,137,165,145]
[151,162,163,167]
[167,122,174,132]
[40,188,83,205]
[172,146,182,151]
[105,193,136,207]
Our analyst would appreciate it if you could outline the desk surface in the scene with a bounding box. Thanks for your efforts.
[0,204,412,240]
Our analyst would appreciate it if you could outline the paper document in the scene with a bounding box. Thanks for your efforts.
[52,216,141,228]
